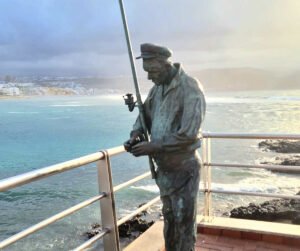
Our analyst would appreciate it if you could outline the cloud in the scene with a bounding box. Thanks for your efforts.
[0,0,299,76]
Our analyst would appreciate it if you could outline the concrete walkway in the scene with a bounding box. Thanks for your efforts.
[124,217,300,251]
[123,220,164,251]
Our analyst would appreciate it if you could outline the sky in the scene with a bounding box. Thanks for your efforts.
[0,0,300,77]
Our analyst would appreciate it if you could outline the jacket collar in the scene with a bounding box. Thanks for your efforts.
[162,63,182,96]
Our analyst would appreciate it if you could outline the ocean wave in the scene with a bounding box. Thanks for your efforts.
[130,176,299,195]
[47,117,71,120]
[267,96,300,101]
[210,181,279,193]
[49,104,94,107]
[130,183,279,194]
[7,111,40,114]
[207,95,300,104]
[130,185,160,193]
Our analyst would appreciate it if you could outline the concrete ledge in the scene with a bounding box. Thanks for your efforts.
[197,216,300,247]
[123,220,164,251]
[123,216,300,250]
[197,216,300,238]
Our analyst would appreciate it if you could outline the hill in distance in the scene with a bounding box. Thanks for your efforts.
[1,67,299,95]
[76,67,300,93]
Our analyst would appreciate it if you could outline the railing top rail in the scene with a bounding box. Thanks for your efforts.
[0,146,125,193]
[202,132,300,140]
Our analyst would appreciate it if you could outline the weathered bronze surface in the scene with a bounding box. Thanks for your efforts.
[124,43,206,251]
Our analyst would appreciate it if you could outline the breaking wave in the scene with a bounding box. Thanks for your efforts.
[130,175,300,195]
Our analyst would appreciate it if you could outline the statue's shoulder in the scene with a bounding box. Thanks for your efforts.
[180,69,205,94]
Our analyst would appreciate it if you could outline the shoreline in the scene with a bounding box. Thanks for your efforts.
[0,94,124,100]
[229,139,300,224]
[0,95,30,100]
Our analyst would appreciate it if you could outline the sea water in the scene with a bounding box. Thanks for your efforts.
[0,90,299,250]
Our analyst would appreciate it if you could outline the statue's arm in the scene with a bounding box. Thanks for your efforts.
[160,80,206,152]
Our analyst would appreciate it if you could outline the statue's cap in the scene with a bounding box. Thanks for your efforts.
[136,43,172,59]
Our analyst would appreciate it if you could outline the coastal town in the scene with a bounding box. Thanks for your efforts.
[0,76,94,96]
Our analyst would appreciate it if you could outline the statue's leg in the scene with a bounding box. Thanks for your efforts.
[161,165,200,251]
[173,168,199,251]
[160,195,175,251]
[156,155,201,251]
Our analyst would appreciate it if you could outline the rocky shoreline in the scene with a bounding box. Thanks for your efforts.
[259,139,300,154]
[85,139,300,244]
[259,139,300,174]
[84,205,157,247]
[229,139,300,224]
[230,191,300,225]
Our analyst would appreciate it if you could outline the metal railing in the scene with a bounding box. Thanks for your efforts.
[201,132,300,222]
[0,146,158,251]
[1,132,299,250]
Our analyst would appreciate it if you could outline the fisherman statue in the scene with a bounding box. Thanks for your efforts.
[124,43,206,251]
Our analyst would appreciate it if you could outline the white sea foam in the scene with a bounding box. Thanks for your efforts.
[130,175,300,195]
[267,96,300,101]
[131,185,160,193]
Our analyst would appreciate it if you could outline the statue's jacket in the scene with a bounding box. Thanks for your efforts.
[132,63,206,195]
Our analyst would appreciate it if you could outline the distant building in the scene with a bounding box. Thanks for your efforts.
[0,84,21,96]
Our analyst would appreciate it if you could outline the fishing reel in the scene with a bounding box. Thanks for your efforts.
[126,134,146,152]
[123,93,137,112]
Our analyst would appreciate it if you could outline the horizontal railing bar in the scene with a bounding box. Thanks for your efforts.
[106,146,125,156]
[113,171,151,192]
[72,228,109,251]
[207,162,300,172]
[0,193,106,249]
[201,189,300,200]
[202,132,300,140]
[0,152,104,192]
[0,146,124,193]
[117,196,160,226]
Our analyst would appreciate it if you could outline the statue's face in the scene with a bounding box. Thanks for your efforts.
[143,58,168,86]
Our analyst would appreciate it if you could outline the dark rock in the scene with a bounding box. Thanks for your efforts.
[230,191,300,225]
[222,212,230,217]
[85,223,102,239]
[258,140,300,153]
[260,155,300,174]
[118,217,154,238]
[292,214,300,224]
[84,206,155,240]
[258,140,300,173]
[137,202,149,216]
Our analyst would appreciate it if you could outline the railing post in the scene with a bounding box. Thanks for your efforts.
[202,136,212,222]
[207,138,212,221]
[97,151,120,251]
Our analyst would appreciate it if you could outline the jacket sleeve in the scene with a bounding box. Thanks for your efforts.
[160,80,206,152]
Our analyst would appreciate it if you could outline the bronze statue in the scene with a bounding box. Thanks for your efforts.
[124,43,206,251]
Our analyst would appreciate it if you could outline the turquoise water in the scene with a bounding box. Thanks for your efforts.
[0,90,300,250]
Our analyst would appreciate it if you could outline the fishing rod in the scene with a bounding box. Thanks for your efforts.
[118,0,157,179]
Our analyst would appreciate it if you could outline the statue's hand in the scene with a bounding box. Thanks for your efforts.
[124,131,145,152]
[131,142,161,157]
[123,139,133,152]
